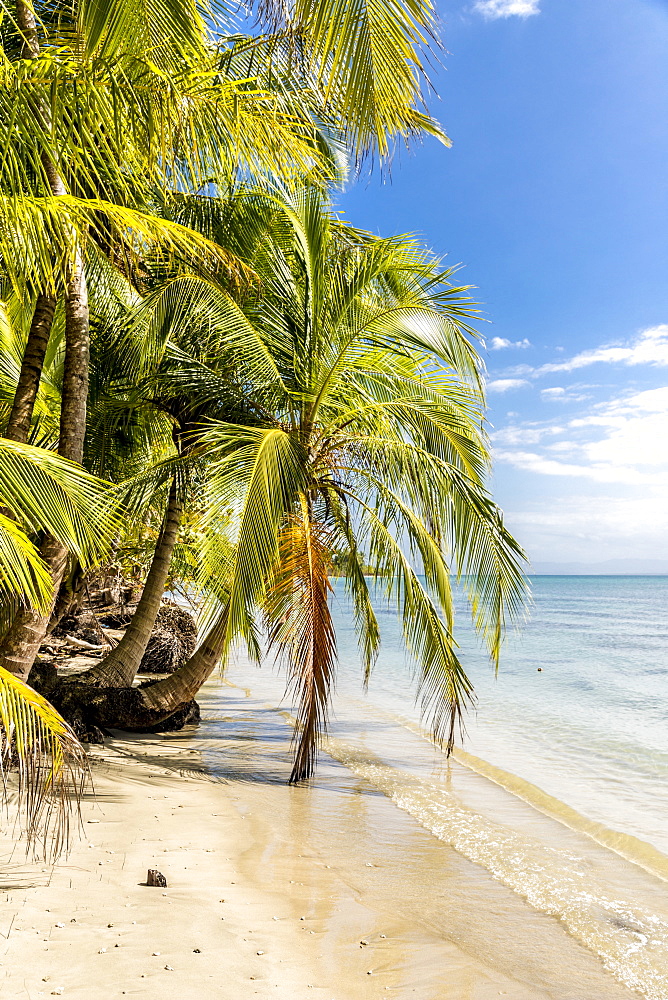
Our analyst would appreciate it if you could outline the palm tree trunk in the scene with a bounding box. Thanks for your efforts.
[5,294,57,443]
[0,257,90,681]
[5,4,65,448]
[15,0,39,59]
[82,481,182,687]
[137,619,226,718]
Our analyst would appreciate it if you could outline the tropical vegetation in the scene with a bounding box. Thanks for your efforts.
[0,0,527,846]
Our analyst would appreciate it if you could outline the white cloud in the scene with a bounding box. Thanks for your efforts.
[487,378,529,393]
[473,0,540,17]
[538,324,668,374]
[495,449,652,484]
[540,384,592,403]
[488,336,532,350]
[494,386,668,485]
[541,386,566,399]
[492,423,563,445]
[579,388,668,469]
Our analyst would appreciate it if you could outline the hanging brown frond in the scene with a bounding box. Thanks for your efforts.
[264,497,336,782]
[0,667,89,860]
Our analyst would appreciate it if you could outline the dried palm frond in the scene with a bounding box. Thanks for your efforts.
[265,502,336,782]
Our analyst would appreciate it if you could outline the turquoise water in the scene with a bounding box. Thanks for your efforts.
[224,575,668,998]
[332,574,668,858]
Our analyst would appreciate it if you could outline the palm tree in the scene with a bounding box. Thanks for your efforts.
[104,187,527,781]
[0,0,328,679]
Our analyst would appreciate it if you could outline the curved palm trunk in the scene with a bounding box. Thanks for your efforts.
[8,3,65,446]
[136,619,226,718]
[15,0,39,59]
[82,481,182,687]
[0,258,90,681]
[5,294,57,444]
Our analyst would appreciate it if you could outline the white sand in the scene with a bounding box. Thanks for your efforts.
[0,728,552,1000]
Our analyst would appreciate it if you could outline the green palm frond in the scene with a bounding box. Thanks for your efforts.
[256,0,449,157]
[0,665,89,859]
[0,438,118,566]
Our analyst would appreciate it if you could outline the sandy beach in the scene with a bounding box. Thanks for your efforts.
[0,732,540,1000]
[0,669,648,1000]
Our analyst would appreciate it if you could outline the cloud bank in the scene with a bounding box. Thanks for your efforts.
[494,386,668,485]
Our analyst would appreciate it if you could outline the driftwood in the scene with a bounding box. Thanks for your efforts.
[64,635,110,652]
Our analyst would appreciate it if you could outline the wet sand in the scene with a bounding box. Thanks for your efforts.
[0,675,642,1000]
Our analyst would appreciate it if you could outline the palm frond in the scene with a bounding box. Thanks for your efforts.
[0,666,89,859]
[264,500,336,782]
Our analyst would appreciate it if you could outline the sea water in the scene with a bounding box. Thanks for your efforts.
[218,576,668,998]
[334,575,668,860]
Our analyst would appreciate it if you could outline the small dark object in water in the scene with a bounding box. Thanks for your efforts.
[146,869,167,887]
[537,667,543,672]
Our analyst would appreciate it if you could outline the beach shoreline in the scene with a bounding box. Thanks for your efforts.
[0,667,652,1000]
[0,722,562,1000]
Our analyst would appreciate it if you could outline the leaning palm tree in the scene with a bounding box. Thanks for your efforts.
[0,0,326,680]
[101,187,527,782]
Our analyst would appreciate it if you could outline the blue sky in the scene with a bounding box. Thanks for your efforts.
[339,0,668,564]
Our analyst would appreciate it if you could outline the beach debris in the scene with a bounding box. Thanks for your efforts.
[139,604,198,674]
[55,922,64,928]
[380,934,386,939]
[87,820,100,824]
[42,977,50,982]
[152,952,161,956]
[257,950,265,955]
[65,634,110,652]
[367,970,373,975]
[360,939,368,947]
[99,948,107,954]
[164,965,174,971]
[107,923,113,928]
[50,990,64,996]
[193,948,201,953]
[146,869,167,887]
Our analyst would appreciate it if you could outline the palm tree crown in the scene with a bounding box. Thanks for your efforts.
[184,186,528,781]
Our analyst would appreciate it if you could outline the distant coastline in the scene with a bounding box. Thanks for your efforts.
[531,558,668,575]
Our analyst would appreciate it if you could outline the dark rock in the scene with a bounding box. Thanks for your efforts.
[146,869,167,887]
[27,661,59,700]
